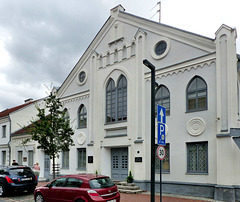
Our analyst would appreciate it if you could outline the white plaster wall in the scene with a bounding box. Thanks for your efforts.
[144,62,217,184]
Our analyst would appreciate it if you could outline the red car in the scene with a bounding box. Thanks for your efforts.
[34,174,120,202]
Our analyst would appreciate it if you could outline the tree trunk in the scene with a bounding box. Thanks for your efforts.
[52,154,55,179]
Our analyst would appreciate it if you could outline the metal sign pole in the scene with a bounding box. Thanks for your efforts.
[160,160,162,202]
[143,59,156,202]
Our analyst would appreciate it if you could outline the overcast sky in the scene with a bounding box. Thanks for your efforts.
[0,0,239,111]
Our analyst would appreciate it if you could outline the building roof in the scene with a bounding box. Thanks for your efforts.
[0,100,36,119]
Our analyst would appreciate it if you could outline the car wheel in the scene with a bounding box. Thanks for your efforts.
[35,193,44,202]
[0,183,7,197]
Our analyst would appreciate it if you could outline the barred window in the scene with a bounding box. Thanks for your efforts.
[187,76,207,112]
[187,142,208,173]
[155,85,170,116]
[78,105,87,128]
[77,148,86,170]
[155,144,170,172]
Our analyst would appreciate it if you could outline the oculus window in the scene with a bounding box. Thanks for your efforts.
[151,37,170,59]
[77,71,87,85]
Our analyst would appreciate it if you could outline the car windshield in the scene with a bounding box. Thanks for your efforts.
[9,168,33,176]
[89,177,115,189]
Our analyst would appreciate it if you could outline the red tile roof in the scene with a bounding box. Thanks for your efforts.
[0,101,36,118]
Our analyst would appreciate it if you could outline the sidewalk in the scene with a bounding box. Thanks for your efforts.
[37,182,223,202]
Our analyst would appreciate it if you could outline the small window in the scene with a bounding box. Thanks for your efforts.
[77,148,86,170]
[155,41,167,56]
[122,46,127,60]
[155,85,170,116]
[106,52,110,66]
[77,71,87,85]
[131,42,135,56]
[18,151,23,165]
[78,105,87,128]
[187,142,208,173]
[114,49,118,63]
[187,76,207,112]
[62,150,69,169]
[28,150,33,167]
[151,37,170,59]
[79,71,86,83]
[2,151,6,166]
[99,55,103,68]
[2,125,6,138]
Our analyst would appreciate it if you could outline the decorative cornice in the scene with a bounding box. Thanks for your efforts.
[145,54,216,81]
[61,92,90,105]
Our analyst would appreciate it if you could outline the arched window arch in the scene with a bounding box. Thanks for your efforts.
[155,85,170,116]
[78,104,87,128]
[106,75,127,123]
[186,76,207,112]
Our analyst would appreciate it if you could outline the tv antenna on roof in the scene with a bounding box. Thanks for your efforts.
[150,1,161,23]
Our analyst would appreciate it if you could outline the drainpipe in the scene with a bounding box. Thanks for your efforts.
[7,115,11,166]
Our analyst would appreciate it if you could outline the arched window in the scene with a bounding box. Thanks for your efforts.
[187,76,207,112]
[106,75,127,123]
[117,75,127,121]
[106,79,116,123]
[155,85,170,116]
[78,104,87,128]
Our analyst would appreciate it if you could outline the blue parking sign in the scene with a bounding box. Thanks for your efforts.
[157,105,166,124]
[158,122,166,145]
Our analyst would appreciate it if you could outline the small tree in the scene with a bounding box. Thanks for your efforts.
[23,92,74,179]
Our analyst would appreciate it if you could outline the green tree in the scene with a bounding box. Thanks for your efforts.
[23,92,74,179]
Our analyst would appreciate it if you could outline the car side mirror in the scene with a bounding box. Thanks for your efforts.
[47,183,53,188]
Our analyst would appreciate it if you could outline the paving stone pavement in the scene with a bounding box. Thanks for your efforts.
[0,182,226,202]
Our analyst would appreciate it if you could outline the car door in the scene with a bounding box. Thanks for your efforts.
[48,177,67,202]
[60,178,83,201]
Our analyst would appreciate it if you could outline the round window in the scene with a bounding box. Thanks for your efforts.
[151,37,170,60]
[155,41,167,56]
[79,71,86,83]
[77,71,87,85]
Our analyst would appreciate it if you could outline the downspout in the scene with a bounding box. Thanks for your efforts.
[7,115,11,166]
